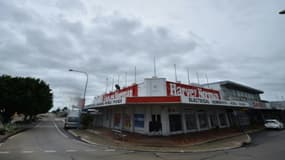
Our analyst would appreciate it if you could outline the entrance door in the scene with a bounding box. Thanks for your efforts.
[149,114,162,133]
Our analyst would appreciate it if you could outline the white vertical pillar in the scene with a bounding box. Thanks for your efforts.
[225,111,230,128]
[207,111,212,129]
[196,111,200,131]
[161,106,170,136]
[145,106,151,135]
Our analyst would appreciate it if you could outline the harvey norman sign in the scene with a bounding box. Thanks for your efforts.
[181,96,250,107]
[166,81,221,100]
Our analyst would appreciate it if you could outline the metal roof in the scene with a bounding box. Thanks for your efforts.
[204,80,264,94]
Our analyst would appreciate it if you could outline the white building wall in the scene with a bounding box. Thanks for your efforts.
[138,83,146,96]
[144,78,167,96]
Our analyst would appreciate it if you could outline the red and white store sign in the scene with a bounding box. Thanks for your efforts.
[166,81,221,100]
[102,84,138,101]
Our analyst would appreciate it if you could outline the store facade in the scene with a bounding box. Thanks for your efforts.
[86,77,252,136]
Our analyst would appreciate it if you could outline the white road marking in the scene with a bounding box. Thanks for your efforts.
[85,149,97,152]
[104,149,116,152]
[44,150,56,153]
[66,149,77,152]
[53,122,68,138]
[0,151,9,154]
[22,150,34,154]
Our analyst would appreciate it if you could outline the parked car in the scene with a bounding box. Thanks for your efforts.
[64,110,80,129]
[64,116,80,129]
[264,119,284,130]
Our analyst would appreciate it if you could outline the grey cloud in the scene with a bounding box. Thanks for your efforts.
[2,0,284,109]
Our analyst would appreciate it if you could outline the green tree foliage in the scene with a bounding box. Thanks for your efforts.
[0,75,53,123]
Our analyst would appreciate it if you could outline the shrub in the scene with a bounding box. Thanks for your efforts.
[80,114,94,129]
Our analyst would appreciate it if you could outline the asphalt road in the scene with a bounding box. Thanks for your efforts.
[1,115,285,160]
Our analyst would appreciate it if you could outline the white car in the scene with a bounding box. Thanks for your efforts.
[264,119,284,129]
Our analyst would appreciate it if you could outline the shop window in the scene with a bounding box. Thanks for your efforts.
[113,113,121,127]
[219,113,227,126]
[134,114,144,128]
[198,112,209,129]
[209,113,219,128]
[185,113,197,130]
[169,114,182,132]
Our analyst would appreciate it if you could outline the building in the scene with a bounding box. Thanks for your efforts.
[202,81,284,125]
[85,77,265,136]
[202,81,263,102]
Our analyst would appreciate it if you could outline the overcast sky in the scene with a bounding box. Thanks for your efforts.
[1,0,285,109]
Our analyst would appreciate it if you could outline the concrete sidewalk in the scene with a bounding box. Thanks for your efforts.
[68,128,254,153]
[0,122,38,143]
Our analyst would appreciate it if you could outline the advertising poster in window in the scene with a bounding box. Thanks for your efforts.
[134,114,144,128]
[124,113,131,129]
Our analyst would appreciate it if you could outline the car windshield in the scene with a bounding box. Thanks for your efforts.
[68,117,79,122]
[265,120,277,123]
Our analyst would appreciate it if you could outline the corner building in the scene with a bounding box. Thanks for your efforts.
[86,77,260,136]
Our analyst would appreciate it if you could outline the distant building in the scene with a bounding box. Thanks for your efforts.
[202,81,263,102]
[270,101,285,110]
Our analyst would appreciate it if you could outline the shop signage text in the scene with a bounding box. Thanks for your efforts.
[166,82,221,100]
[182,96,250,107]
[103,84,138,101]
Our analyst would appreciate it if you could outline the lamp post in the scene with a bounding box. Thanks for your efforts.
[69,69,88,108]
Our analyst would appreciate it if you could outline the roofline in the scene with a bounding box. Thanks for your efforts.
[203,80,264,94]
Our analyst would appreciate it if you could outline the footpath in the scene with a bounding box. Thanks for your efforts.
[0,122,38,143]
[68,127,263,153]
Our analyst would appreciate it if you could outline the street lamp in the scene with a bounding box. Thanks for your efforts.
[279,10,285,14]
[69,69,89,108]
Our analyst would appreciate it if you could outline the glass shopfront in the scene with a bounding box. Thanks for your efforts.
[185,113,198,130]
[198,112,209,129]
[169,114,182,132]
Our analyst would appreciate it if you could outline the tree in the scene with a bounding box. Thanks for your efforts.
[0,75,53,123]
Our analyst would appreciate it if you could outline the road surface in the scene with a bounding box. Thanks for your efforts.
[1,115,285,160]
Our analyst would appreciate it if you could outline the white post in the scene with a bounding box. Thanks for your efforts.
[174,64,177,82]
[196,72,200,84]
[153,57,157,78]
[187,67,190,84]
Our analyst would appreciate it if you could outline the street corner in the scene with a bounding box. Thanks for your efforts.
[67,128,252,153]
